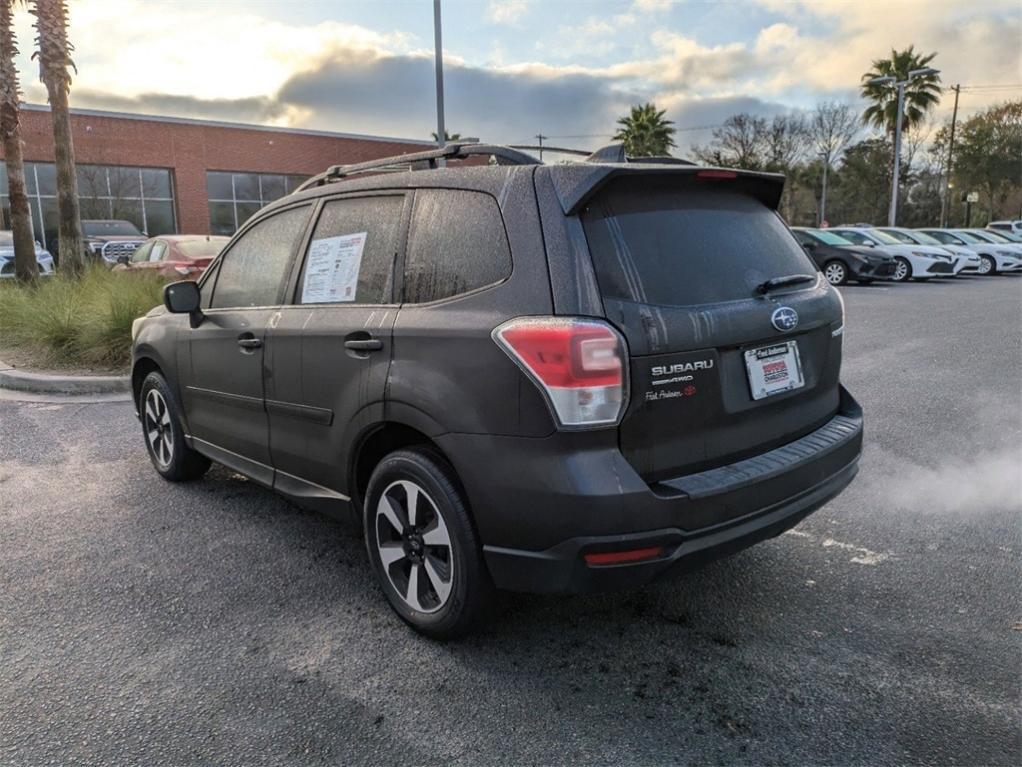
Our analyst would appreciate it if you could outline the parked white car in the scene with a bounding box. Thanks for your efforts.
[0,231,54,278]
[964,229,1022,257]
[987,220,1022,235]
[918,229,1022,275]
[878,227,979,275]
[829,227,954,282]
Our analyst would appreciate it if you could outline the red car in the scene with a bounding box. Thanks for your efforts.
[115,235,229,280]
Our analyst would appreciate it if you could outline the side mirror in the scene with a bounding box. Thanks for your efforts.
[163,280,203,328]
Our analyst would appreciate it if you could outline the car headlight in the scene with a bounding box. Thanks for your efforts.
[997,250,1015,258]
[88,242,103,253]
[912,251,936,260]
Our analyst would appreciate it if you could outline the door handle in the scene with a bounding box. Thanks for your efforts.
[344,338,383,351]
[237,333,262,350]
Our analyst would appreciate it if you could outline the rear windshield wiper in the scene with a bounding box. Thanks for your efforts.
[756,274,817,294]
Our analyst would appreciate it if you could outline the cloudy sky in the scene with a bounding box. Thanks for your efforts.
[10,0,1022,153]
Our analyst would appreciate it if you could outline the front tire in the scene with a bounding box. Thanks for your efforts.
[140,372,210,481]
[892,257,911,282]
[978,255,996,275]
[823,260,848,286]
[364,448,493,640]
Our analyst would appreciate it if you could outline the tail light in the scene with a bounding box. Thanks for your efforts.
[492,317,628,428]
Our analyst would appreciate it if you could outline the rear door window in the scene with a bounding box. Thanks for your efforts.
[581,178,814,307]
[296,195,403,305]
[404,189,511,303]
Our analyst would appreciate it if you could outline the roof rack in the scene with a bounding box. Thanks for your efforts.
[293,142,540,193]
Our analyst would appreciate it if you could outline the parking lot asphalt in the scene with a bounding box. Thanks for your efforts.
[1,274,1020,767]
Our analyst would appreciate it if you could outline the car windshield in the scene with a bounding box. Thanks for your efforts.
[177,239,228,258]
[965,230,997,243]
[910,230,943,245]
[952,231,981,243]
[867,229,902,245]
[808,229,854,246]
[82,220,143,237]
[880,229,918,244]
[985,230,1021,243]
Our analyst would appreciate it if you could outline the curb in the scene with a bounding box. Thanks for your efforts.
[0,359,131,395]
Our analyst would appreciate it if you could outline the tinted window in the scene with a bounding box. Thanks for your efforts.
[82,220,143,237]
[404,189,511,303]
[831,229,873,246]
[130,242,152,263]
[582,178,815,307]
[297,196,403,305]
[211,206,310,309]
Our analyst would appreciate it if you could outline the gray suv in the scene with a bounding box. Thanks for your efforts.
[131,143,863,638]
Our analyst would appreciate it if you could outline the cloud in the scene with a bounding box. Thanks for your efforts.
[277,50,641,144]
[487,1,531,25]
[633,0,674,12]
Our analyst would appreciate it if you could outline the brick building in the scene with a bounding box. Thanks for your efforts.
[0,104,432,253]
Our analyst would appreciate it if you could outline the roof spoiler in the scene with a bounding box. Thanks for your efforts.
[549,164,787,216]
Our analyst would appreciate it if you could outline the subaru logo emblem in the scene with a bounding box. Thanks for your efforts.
[771,306,799,332]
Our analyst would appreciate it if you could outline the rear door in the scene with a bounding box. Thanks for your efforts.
[579,174,843,482]
[182,204,312,484]
[265,193,408,500]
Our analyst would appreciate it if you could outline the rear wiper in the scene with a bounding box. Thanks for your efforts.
[756,274,817,294]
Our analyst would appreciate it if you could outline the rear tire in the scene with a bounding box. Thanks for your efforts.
[892,257,911,282]
[364,447,493,640]
[823,260,848,286]
[139,372,210,481]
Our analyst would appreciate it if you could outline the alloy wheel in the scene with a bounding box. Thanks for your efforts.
[144,389,174,469]
[375,480,454,613]
[978,257,993,275]
[894,260,909,281]
[824,262,846,285]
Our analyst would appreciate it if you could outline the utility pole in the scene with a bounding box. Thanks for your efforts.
[535,133,547,162]
[433,0,446,165]
[941,84,960,227]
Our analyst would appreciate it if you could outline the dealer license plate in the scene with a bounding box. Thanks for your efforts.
[744,341,805,400]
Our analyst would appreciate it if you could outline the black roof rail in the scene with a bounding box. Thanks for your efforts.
[293,142,540,193]
[510,144,591,157]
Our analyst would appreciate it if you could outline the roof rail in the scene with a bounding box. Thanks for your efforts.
[292,142,540,193]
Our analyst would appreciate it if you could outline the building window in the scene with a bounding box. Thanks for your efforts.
[206,172,309,236]
[0,163,176,254]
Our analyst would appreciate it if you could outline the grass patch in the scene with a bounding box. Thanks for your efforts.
[0,266,166,370]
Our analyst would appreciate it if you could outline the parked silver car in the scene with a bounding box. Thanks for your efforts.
[0,231,54,278]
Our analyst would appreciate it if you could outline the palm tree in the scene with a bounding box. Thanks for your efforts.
[613,103,676,157]
[860,46,942,136]
[30,0,82,276]
[0,0,38,281]
[430,129,461,142]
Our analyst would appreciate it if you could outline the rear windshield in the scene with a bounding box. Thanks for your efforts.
[581,179,814,306]
[82,220,142,237]
[177,238,228,258]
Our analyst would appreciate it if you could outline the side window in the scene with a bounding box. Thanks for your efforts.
[793,231,811,246]
[836,230,866,246]
[297,196,403,305]
[149,241,167,262]
[130,242,153,263]
[404,189,511,304]
[210,205,310,309]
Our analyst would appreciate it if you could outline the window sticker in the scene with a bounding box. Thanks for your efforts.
[301,232,367,303]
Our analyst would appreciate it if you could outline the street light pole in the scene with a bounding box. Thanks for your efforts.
[868,67,940,227]
[433,0,446,158]
[889,82,906,226]
[819,152,829,226]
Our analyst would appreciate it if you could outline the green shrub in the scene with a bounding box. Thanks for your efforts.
[0,266,165,369]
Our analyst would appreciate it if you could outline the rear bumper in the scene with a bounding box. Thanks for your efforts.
[439,387,863,595]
